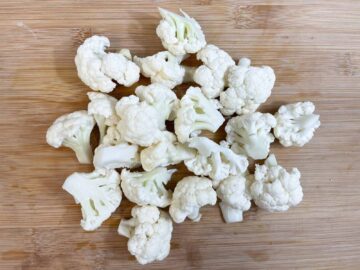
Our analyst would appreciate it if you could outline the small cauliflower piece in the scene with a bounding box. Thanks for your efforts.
[184,137,248,188]
[175,86,225,143]
[75,36,139,93]
[118,205,173,265]
[193,44,235,98]
[46,110,95,164]
[226,112,276,160]
[134,51,185,89]
[62,169,121,231]
[274,101,321,147]
[116,95,165,147]
[140,132,195,171]
[169,176,217,223]
[102,126,122,146]
[251,154,303,212]
[216,175,252,223]
[93,143,140,170]
[220,58,276,115]
[156,8,206,56]
[87,92,118,142]
[121,168,176,207]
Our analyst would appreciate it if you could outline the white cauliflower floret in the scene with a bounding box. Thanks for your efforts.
[251,154,303,212]
[220,58,276,115]
[121,168,176,208]
[135,83,178,126]
[274,101,321,147]
[226,112,276,160]
[216,175,252,223]
[62,169,121,231]
[141,132,195,171]
[184,137,248,188]
[102,126,122,146]
[175,87,225,143]
[193,44,235,98]
[93,143,140,170]
[87,92,118,143]
[118,205,173,265]
[156,8,206,56]
[116,95,165,147]
[134,51,185,89]
[46,110,95,164]
[169,176,217,223]
[75,36,139,93]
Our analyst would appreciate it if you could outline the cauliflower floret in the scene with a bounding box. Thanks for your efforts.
[193,44,235,98]
[118,205,173,265]
[184,137,248,188]
[116,95,165,147]
[220,58,276,115]
[102,126,122,146]
[93,143,140,170]
[135,83,178,126]
[274,101,321,147]
[140,132,195,171]
[134,51,185,89]
[46,110,95,164]
[169,176,217,223]
[250,154,303,212]
[175,87,225,143]
[216,175,252,223]
[226,112,276,160]
[156,8,206,56]
[121,168,176,208]
[75,36,139,93]
[87,92,118,142]
[62,169,121,231]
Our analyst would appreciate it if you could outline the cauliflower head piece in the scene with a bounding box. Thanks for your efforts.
[175,87,225,143]
[169,176,217,223]
[118,205,173,265]
[274,101,321,147]
[220,58,276,115]
[193,44,235,98]
[156,8,206,56]
[225,112,276,160]
[62,169,121,231]
[250,154,303,212]
[46,110,95,164]
[121,167,176,208]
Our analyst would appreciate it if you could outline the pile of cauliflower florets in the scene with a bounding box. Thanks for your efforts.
[46,8,321,265]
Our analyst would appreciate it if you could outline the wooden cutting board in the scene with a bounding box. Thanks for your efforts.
[1,1,359,269]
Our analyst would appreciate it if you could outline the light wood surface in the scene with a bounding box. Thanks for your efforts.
[1,1,360,269]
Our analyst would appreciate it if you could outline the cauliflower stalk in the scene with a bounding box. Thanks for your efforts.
[118,205,173,265]
[62,169,122,231]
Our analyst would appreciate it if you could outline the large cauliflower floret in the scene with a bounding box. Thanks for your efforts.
[75,35,139,93]
[216,175,252,223]
[156,8,206,56]
[169,176,217,223]
[250,154,303,212]
[116,95,165,147]
[185,137,249,188]
[193,44,235,98]
[175,87,225,143]
[62,169,121,231]
[46,110,95,164]
[220,58,276,115]
[135,83,179,126]
[225,112,277,160]
[274,101,321,147]
[134,51,185,89]
[140,132,195,172]
[118,205,173,265]
[87,92,118,143]
[121,167,176,208]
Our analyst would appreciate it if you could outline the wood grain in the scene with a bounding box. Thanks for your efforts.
[1,0,360,269]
